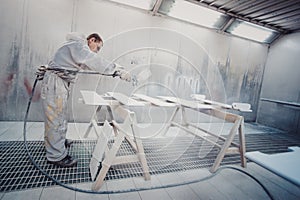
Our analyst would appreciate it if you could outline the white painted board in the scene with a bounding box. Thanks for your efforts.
[107,92,145,106]
[80,90,109,106]
[89,121,113,181]
[157,96,213,110]
[232,103,252,112]
[89,157,100,181]
[191,94,232,109]
[133,93,176,107]
[245,146,300,186]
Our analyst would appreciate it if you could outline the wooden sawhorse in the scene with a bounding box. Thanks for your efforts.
[135,94,247,173]
[80,91,150,191]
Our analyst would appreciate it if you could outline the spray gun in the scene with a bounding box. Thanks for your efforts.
[35,65,151,86]
[111,68,151,86]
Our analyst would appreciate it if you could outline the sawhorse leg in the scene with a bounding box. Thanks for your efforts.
[162,106,180,136]
[209,116,245,173]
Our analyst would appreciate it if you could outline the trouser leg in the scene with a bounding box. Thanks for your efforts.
[42,72,69,162]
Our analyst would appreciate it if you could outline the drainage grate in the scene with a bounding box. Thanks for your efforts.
[0,133,299,192]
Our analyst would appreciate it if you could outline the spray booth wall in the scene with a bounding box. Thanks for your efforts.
[0,0,268,123]
[257,32,300,134]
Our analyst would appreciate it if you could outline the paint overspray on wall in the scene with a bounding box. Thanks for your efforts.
[0,0,268,123]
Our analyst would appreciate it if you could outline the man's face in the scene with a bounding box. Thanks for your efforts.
[88,37,103,53]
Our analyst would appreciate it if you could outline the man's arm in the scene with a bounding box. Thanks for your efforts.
[69,42,115,72]
[69,42,131,81]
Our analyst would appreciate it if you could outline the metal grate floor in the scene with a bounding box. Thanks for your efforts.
[1,133,300,192]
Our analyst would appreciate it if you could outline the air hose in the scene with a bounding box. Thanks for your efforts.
[23,73,274,200]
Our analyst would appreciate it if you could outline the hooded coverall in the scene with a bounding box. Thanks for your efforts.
[41,32,116,162]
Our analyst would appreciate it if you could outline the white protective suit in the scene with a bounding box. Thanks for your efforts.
[41,32,116,162]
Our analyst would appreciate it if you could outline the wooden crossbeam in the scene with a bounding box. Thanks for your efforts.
[187,123,240,147]
[171,121,222,149]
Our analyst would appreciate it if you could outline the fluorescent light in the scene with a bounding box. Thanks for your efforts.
[108,0,156,10]
[160,0,228,29]
[227,20,279,43]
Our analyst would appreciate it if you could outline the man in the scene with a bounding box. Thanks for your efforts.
[41,32,131,167]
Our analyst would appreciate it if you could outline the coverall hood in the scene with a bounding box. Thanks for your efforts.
[65,32,86,43]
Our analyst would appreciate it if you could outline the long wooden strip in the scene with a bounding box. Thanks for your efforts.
[158,96,213,110]
[107,92,145,106]
[133,93,176,107]
[191,94,232,109]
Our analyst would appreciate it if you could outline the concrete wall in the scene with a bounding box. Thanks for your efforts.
[0,0,268,123]
[257,32,300,134]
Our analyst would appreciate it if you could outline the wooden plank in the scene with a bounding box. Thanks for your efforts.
[107,92,145,106]
[133,93,176,107]
[157,96,213,110]
[80,90,109,105]
[232,102,252,112]
[191,94,232,109]
[192,94,252,112]
[202,99,232,109]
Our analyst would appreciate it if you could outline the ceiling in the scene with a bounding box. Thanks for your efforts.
[187,0,300,34]
[105,0,300,43]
